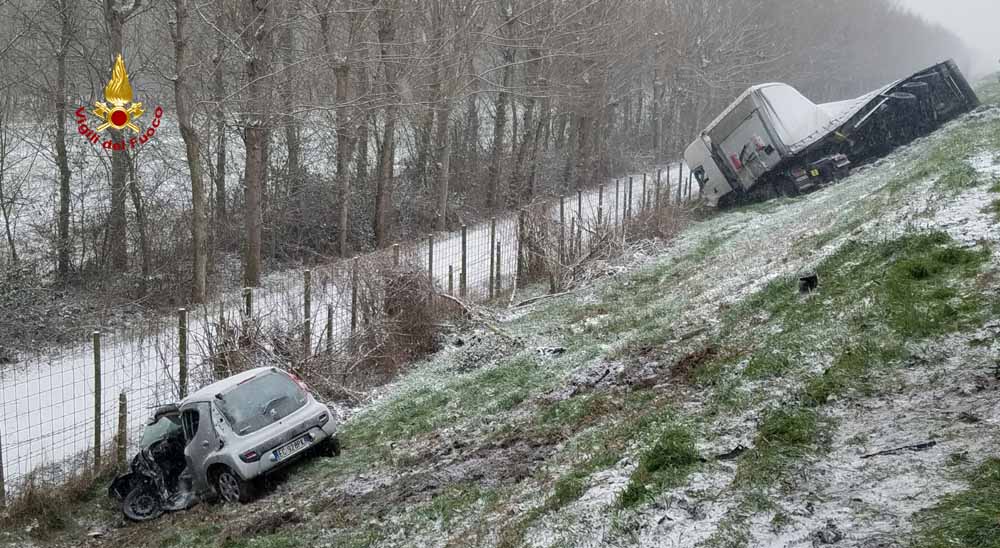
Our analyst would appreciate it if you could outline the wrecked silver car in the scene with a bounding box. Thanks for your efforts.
[109,367,340,521]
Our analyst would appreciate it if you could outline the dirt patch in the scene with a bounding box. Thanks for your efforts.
[670,346,719,382]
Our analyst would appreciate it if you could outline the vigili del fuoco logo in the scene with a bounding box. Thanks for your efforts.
[75,54,163,150]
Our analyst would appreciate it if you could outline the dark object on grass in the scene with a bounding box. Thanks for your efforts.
[799,272,819,293]
[860,440,936,459]
[715,445,747,461]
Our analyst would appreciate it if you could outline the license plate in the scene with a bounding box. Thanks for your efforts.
[272,436,311,461]
[810,169,820,177]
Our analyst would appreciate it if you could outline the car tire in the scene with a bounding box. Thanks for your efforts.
[320,436,341,457]
[215,467,258,504]
[122,485,164,522]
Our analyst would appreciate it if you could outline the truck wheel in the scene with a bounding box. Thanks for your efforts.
[778,178,800,197]
[215,467,259,504]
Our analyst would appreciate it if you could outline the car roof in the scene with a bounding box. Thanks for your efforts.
[181,366,280,406]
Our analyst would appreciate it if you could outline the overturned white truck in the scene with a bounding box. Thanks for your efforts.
[685,60,980,207]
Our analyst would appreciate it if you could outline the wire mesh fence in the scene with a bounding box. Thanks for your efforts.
[0,163,694,503]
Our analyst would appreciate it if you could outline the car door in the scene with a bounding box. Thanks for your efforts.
[181,402,218,493]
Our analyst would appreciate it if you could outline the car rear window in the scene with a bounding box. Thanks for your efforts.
[216,371,308,435]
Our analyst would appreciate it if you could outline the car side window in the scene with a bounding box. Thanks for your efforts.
[181,409,200,441]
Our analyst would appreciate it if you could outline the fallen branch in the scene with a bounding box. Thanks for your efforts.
[437,293,517,342]
[860,441,936,459]
[514,291,575,308]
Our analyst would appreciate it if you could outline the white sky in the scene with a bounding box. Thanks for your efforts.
[896,0,1000,76]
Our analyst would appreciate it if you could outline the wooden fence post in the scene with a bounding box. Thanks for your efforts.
[614,180,620,224]
[559,196,566,263]
[495,242,502,294]
[489,218,497,299]
[597,184,604,226]
[427,235,434,285]
[178,308,188,399]
[393,243,400,267]
[642,173,647,211]
[448,265,454,295]
[0,428,6,507]
[117,391,127,472]
[92,330,102,472]
[326,304,333,354]
[676,164,682,204]
[351,257,359,335]
[460,225,468,297]
[517,210,526,282]
[656,168,662,210]
[576,190,583,253]
[303,270,312,357]
[627,176,634,220]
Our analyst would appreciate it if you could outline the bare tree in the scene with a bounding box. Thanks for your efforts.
[171,0,208,302]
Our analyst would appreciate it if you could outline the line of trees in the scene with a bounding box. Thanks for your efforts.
[0,0,971,307]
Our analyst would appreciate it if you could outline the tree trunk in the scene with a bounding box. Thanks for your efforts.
[374,106,396,248]
[55,0,71,277]
[434,100,451,231]
[241,0,269,287]
[102,0,140,272]
[373,0,398,249]
[281,0,302,198]
[126,157,150,297]
[486,12,513,210]
[172,0,208,303]
[212,34,227,228]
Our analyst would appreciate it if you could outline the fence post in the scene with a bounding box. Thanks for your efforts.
[326,303,333,354]
[642,173,647,212]
[656,168,662,210]
[351,257,358,336]
[517,210,526,282]
[489,218,497,299]
[0,428,6,507]
[495,242,502,295]
[676,165,682,204]
[448,265,454,295]
[597,185,604,226]
[572,218,579,258]
[303,269,312,357]
[393,243,400,268]
[243,287,253,318]
[178,308,188,399]
[627,176,634,220]
[559,196,566,264]
[460,225,468,298]
[614,180,620,224]
[92,330,102,472]
[427,235,434,285]
[117,391,127,472]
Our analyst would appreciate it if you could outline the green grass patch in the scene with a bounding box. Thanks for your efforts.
[802,340,903,406]
[736,406,824,488]
[617,424,702,508]
[744,351,792,380]
[912,459,1000,548]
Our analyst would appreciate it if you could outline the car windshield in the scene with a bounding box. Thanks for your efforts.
[140,414,182,448]
[215,371,308,436]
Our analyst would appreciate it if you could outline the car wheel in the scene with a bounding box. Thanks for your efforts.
[122,486,164,522]
[215,467,258,504]
[320,436,341,457]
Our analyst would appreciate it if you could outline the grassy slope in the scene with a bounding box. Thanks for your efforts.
[5,80,1000,548]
